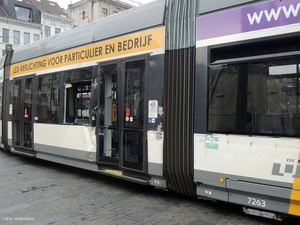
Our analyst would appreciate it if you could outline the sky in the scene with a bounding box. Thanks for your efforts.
[52,0,157,9]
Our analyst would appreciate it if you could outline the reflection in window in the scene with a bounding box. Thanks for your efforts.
[124,60,145,129]
[269,64,298,75]
[12,80,21,146]
[208,57,300,136]
[24,78,33,148]
[15,6,32,22]
[34,34,40,42]
[37,74,60,123]
[102,8,107,18]
[123,60,145,170]
[13,30,20,45]
[77,84,90,119]
[2,28,9,43]
[55,28,61,34]
[24,32,30,45]
[45,26,51,38]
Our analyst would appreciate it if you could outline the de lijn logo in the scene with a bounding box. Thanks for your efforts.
[272,158,300,177]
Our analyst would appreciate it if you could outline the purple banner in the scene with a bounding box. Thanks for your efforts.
[197,0,300,41]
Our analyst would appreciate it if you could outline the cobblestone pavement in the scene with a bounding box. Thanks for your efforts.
[0,150,299,225]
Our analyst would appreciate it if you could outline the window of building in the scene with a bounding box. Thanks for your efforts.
[102,8,107,18]
[82,11,85,20]
[24,32,30,45]
[37,73,60,124]
[13,30,20,45]
[2,28,9,43]
[55,28,61,34]
[15,6,32,22]
[34,34,40,42]
[44,26,51,38]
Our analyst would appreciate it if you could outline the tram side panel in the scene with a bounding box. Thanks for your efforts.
[147,53,165,188]
[34,124,97,171]
[194,0,300,218]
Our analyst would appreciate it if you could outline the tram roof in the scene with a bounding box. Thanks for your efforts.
[11,0,166,64]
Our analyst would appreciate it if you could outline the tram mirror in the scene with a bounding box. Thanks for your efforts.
[64,83,72,89]
[269,64,297,75]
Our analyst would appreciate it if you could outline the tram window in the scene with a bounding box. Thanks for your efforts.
[64,67,92,124]
[37,74,60,124]
[0,82,2,120]
[76,84,91,119]
[208,56,300,137]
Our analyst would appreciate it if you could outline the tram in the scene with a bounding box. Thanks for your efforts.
[1,0,300,220]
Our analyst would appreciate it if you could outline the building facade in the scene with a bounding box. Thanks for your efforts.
[67,0,134,27]
[0,0,41,55]
[0,0,74,55]
[22,0,74,39]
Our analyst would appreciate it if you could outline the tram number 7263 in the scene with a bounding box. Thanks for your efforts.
[247,197,267,208]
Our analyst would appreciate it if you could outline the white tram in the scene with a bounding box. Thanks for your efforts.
[1,0,300,220]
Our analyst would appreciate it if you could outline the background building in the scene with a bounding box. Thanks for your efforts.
[0,0,136,55]
[22,0,74,39]
[0,0,74,55]
[67,0,134,27]
[0,0,41,55]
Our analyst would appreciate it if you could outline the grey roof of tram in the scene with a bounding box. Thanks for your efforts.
[11,0,166,64]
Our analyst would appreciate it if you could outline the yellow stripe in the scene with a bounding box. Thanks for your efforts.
[289,154,300,216]
[10,26,165,77]
[104,169,122,176]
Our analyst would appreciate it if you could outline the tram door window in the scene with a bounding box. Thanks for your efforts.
[12,80,21,146]
[12,77,33,148]
[123,60,145,170]
[98,63,119,164]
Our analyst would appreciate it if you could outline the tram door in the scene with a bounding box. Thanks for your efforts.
[98,63,120,165]
[12,77,34,151]
[98,59,146,171]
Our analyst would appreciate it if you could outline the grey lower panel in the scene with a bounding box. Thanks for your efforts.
[228,179,290,215]
[227,179,291,200]
[148,162,166,188]
[150,176,167,189]
[195,169,292,215]
[35,144,97,172]
[194,169,292,189]
[197,184,228,202]
[148,162,163,176]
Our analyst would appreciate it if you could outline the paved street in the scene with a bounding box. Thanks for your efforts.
[0,150,299,225]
